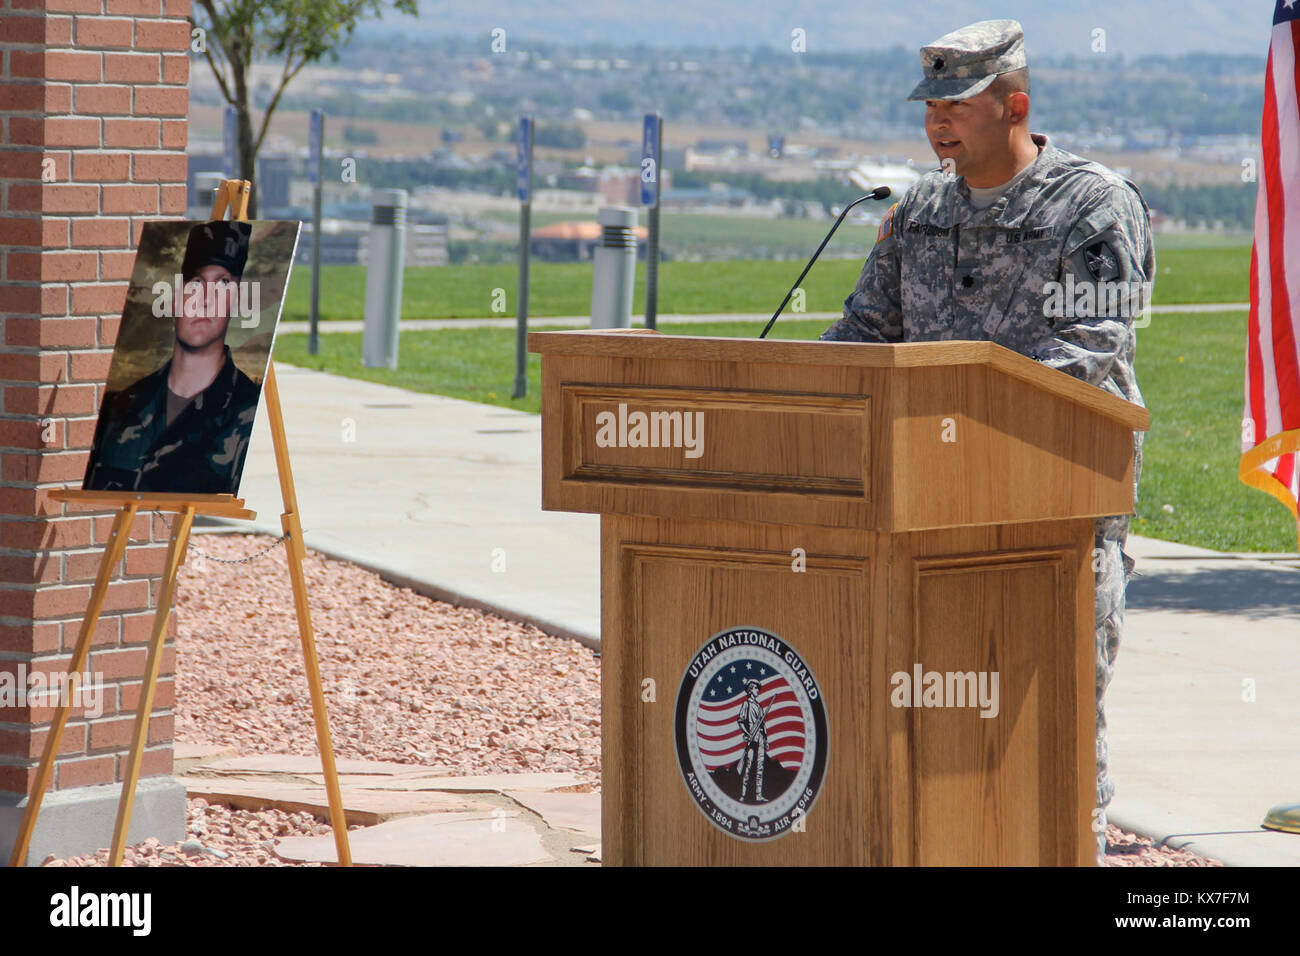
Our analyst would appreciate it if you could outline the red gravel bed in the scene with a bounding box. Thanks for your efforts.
[46,534,1219,867]
[173,533,601,779]
[43,798,336,867]
[1104,825,1223,867]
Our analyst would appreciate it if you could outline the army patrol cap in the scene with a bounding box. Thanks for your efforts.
[181,220,251,283]
[906,19,1027,102]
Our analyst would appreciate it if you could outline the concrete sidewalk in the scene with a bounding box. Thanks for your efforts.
[222,362,1300,865]
[226,363,601,647]
[1109,534,1300,866]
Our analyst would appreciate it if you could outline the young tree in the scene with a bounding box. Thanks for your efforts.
[192,0,419,217]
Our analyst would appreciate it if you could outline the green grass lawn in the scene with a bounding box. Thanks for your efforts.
[283,243,1253,322]
[1130,310,1295,553]
[477,210,879,261]
[274,308,1298,553]
[289,259,863,321]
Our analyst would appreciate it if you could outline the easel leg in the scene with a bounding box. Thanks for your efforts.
[281,509,353,866]
[108,505,195,867]
[202,190,350,866]
[8,505,138,868]
[263,364,353,866]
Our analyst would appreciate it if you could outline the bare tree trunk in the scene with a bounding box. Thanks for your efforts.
[239,109,258,219]
[227,40,258,218]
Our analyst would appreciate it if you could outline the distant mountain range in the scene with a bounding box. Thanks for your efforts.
[361,0,1271,58]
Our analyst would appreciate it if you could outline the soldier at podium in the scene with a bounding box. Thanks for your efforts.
[820,19,1153,866]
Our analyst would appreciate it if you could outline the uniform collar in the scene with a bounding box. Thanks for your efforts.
[948,132,1052,228]
[157,345,239,412]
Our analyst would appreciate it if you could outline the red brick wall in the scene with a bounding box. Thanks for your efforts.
[0,0,191,797]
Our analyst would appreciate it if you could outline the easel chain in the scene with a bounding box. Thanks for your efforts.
[151,509,289,564]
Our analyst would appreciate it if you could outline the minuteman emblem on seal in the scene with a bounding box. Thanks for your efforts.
[674,626,829,841]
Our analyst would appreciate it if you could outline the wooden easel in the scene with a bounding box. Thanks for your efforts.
[8,180,353,867]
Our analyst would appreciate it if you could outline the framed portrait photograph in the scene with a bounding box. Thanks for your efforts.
[82,219,301,496]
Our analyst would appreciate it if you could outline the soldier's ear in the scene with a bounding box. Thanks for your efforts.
[1006,91,1030,125]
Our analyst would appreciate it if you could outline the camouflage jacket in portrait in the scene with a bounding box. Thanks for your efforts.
[820,132,1152,520]
[83,346,261,495]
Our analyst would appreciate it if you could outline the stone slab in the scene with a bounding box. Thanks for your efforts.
[273,811,550,867]
[353,772,589,794]
[183,777,487,826]
[196,755,434,778]
[504,790,600,839]
[174,742,240,774]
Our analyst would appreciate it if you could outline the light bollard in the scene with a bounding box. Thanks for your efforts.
[362,188,408,369]
[195,171,225,215]
[590,206,638,329]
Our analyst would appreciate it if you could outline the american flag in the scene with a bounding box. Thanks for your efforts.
[1244,0,1300,547]
[695,668,806,771]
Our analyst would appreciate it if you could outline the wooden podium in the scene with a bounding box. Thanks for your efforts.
[529,330,1148,867]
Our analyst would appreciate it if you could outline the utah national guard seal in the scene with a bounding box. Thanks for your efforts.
[674,626,829,841]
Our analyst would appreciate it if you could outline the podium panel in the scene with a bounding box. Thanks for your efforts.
[613,535,870,865]
[564,384,869,497]
[601,514,1095,867]
[906,547,1087,865]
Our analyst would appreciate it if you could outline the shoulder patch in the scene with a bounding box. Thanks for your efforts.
[877,202,898,242]
[1083,240,1121,281]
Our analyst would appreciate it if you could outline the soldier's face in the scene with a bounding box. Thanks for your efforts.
[177,264,235,351]
[924,91,1010,180]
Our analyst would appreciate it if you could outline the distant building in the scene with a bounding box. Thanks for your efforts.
[186,150,293,211]
[257,154,291,208]
[555,165,671,206]
[597,167,651,206]
[296,220,449,267]
[847,159,922,197]
[556,169,597,192]
[661,182,750,208]
[695,138,749,156]
[530,220,648,262]
[623,144,689,170]
[186,152,226,209]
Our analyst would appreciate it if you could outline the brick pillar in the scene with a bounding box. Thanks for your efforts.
[0,0,192,864]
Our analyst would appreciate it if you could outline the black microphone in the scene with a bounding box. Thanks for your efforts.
[758,186,892,339]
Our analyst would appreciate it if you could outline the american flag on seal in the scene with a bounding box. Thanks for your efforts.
[1243,0,1300,547]
[695,668,806,772]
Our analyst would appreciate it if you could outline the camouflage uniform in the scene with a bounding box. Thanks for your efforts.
[83,345,261,495]
[821,133,1152,863]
